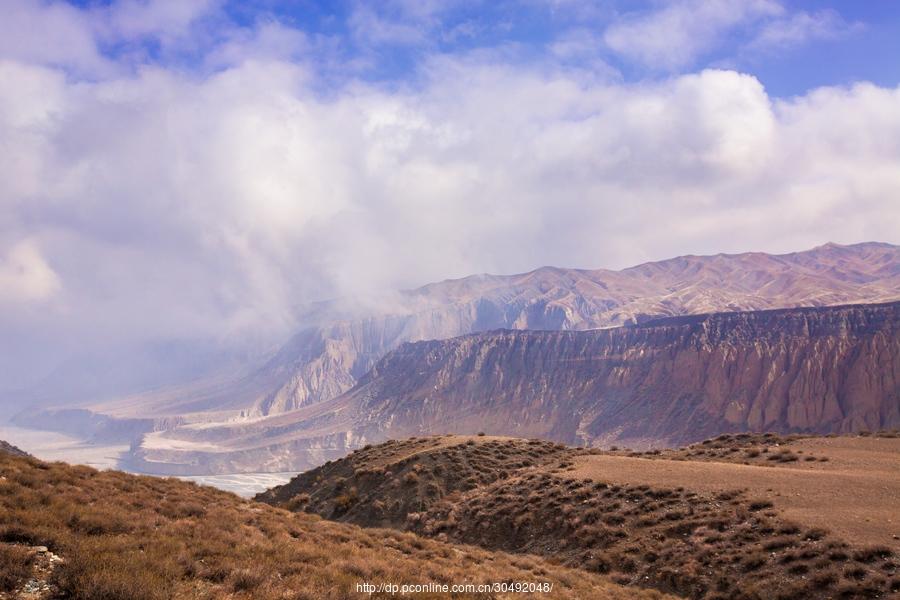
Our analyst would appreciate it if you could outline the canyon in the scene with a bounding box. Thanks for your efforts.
[125,300,900,474]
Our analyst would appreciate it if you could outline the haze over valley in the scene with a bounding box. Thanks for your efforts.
[6,241,899,476]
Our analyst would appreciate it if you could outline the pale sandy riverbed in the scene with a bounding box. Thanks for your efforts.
[0,424,298,497]
[177,472,299,497]
[0,424,128,469]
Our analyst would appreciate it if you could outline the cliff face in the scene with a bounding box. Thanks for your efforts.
[351,302,900,448]
[127,301,900,474]
[251,241,900,415]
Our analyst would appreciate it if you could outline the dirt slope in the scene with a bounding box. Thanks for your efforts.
[261,433,900,599]
[0,444,666,600]
[570,436,900,552]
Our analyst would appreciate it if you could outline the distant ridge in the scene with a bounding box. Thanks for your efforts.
[98,241,900,418]
[125,300,900,474]
[0,440,29,457]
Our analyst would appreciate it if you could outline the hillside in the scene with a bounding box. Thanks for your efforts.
[127,301,900,474]
[0,441,28,457]
[0,444,666,600]
[260,433,900,600]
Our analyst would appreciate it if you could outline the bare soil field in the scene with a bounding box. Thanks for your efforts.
[571,436,900,551]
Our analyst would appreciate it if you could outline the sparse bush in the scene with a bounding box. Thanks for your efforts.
[0,543,34,591]
[230,568,265,591]
[853,546,893,564]
[741,553,767,572]
[762,536,796,551]
[804,528,828,541]
[286,493,311,511]
[843,565,867,580]
[810,568,840,588]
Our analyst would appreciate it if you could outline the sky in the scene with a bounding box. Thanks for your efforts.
[1,0,900,393]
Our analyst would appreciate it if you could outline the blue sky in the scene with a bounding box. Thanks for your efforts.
[55,0,900,97]
[0,0,899,389]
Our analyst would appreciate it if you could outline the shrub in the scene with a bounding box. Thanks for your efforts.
[52,539,177,600]
[762,536,796,551]
[748,500,773,511]
[741,553,767,572]
[843,565,867,580]
[230,568,265,591]
[286,493,311,511]
[333,489,359,514]
[0,543,34,591]
[804,528,828,541]
[853,546,893,563]
[810,568,839,588]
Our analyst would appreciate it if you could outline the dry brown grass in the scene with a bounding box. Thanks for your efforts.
[259,435,571,528]
[0,449,665,599]
[0,543,34,592]
[264,434,899,600]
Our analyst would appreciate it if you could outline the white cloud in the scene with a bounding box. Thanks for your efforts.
[0,0,113,76]
[0,0,223,77]
[348,6,430,47]
[603,0,783,69]
[2,55,897,340]
[104,0,220,39]
[0,239,61,304]
[747,9,861,52]
[0,0,897,389]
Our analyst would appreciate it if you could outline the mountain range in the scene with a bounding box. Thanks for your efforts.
[124,299,900,474]
[239,240,900,416]
[12,241,900,475]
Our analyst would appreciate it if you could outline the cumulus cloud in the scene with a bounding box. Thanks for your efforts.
[0,0,223,77]
[746,9,861,52]
[0,0,898,392]
[0,239,61,304]
[0,0,112,76]
[603,0,782,70]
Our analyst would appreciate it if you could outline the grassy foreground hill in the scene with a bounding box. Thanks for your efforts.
[0,445,668,600]
[259,433,900,599]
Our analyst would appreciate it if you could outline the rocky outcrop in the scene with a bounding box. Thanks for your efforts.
[0,440,29,457]
[127,301,900,474]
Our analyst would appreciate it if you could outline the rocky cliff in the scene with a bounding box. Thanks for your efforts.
[126,301,900,474]
[352,301,900,448]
